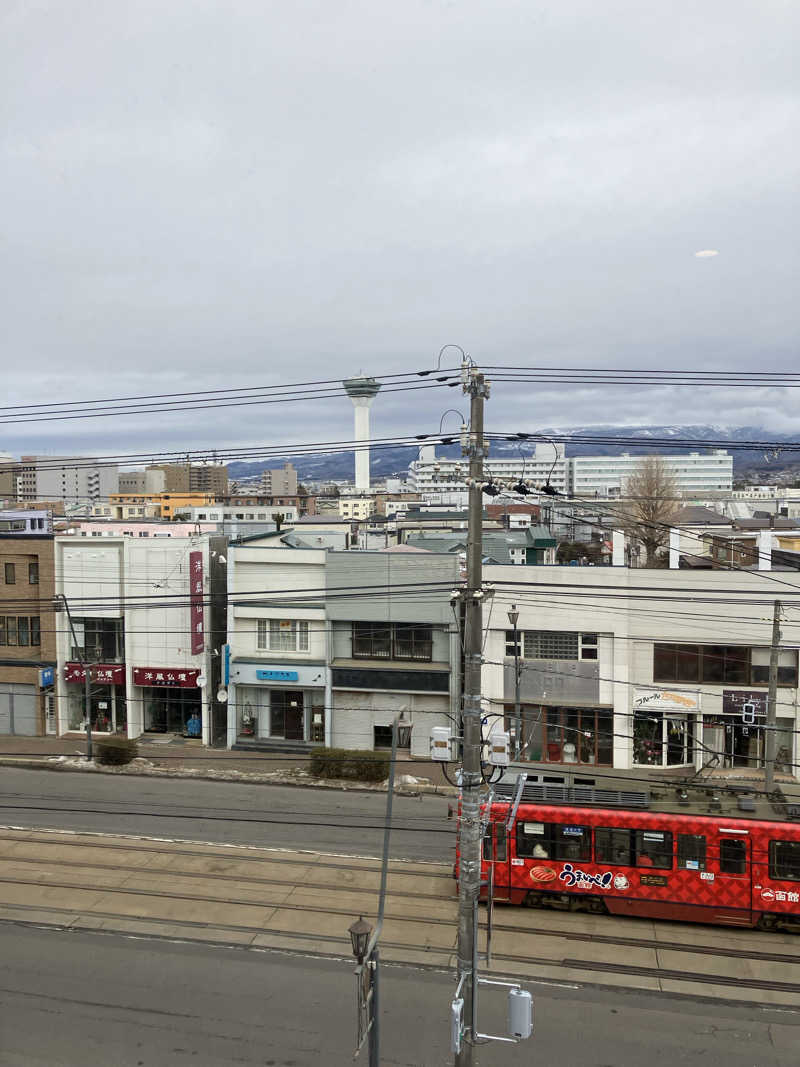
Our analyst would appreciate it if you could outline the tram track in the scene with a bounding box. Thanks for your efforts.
[0,827,798,985]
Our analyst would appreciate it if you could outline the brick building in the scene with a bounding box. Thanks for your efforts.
[0,535,56,735]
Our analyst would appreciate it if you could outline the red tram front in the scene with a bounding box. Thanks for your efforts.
[471,782,800,932]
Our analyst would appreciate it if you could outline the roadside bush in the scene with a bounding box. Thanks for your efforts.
[95,736,139,766]
[310,747,389,783]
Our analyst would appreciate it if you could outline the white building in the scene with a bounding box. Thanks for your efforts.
[182,504,299,525]
[226,543,460,757]
[226,543,329,748]
[569,450,733,498]
[481,564,800,776]
[17,456,119,506]
[54,533,227,745]
[408,443,568,504]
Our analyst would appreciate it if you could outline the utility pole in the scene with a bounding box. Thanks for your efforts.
[59,594,93,761]
[765,599,781,793]
[507,604,521,761]
[456,363,489,1067]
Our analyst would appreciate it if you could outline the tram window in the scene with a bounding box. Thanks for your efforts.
[769,840,800,882]
[516,822,591,862]
[719,838,747,874]
[634,830,673,869]
[495,823,508,863]
[595,828,633,866]
[483,823,508,863]
[678,834,707,871]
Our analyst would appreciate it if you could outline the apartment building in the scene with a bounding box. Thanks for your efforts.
[17,456,119,506]
[260,463,298,496]
[408,442,568,501]
[0,535,56,735]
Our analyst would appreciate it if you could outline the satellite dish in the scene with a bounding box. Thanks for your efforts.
[216,687,228,703]
[196,674,207,688]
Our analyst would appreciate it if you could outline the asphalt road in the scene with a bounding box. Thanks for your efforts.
[1,924,797,1067]
[0,767,454,861]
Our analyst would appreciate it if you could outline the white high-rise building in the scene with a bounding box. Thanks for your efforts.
[569,451,733,498]
[343,375,381,491]
[408,442,568,503]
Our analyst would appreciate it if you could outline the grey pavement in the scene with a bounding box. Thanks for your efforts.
[0,924,798,1066]
[0,766,455,861]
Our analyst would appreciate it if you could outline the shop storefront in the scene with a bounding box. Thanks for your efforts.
[511,704,614,765]
[232,662,327,743]
[63,662,127,734]
[702,690,794,771]
[632,688,699,768]
[133,667,203,735]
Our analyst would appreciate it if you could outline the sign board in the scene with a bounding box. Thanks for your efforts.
[38,666,54,688]
[632,688,700,713]
[256,669,299,682]
[132,667,201,688]
[722,690,767,718]
[190,550,204,655]
[64,663,125,685]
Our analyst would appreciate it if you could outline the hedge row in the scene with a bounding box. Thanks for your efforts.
[310,747,390,783]
[94,737,139,766]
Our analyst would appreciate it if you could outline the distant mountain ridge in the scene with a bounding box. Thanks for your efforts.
[228,424,800,485]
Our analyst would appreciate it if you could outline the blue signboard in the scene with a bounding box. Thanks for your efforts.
[38,666,54,688]
[256,669,299,682]
[222,644,231,686]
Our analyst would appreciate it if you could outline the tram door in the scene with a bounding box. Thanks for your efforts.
[482,821,511,901]
[715,832,752,923]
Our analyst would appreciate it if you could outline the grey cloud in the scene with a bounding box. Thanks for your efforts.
[1,1,798,458]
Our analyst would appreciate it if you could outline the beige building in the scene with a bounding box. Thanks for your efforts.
[338,497,376,520]
[260,463,298,496]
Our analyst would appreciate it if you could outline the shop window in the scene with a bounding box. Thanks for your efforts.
[536,707,614,766]
[516,821,592,862]
[4,563,15,585]
[719,838,747,875]
[634,830,673,869]
[633,711,694,768]
[678,834,706,871]
[595,827,633,866]
[522,631,579,660]
[28,562,39,585]
[768,840,800,882]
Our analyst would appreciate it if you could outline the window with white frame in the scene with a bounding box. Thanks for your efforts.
[506,630,599,661]
[257,619,310,652]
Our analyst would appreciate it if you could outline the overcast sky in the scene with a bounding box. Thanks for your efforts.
[2,1,798,460]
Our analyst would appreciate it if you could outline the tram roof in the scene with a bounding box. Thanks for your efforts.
[490,770,800,825]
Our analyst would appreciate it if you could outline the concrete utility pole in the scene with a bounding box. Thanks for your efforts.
[765,599,781,793]
[59,594,92,761]
[507,604,521,761]
[456,363,489,1067]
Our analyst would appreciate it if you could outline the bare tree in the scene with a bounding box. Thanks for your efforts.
[620,457,679,567]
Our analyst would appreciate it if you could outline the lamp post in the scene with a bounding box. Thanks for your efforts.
[507,605,521,760]
[349,915,372,964]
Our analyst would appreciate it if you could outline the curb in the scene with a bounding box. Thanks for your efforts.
[0,756,460,798]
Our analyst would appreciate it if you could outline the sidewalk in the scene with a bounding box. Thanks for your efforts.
[0,734,458,795]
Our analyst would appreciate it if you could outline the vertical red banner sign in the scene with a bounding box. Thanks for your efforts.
[190,550,204,654]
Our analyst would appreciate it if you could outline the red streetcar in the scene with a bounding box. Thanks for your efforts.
[465,779,800,932]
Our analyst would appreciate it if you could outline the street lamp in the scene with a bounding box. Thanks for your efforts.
[348,915,372,964]
[507,604,522,760]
